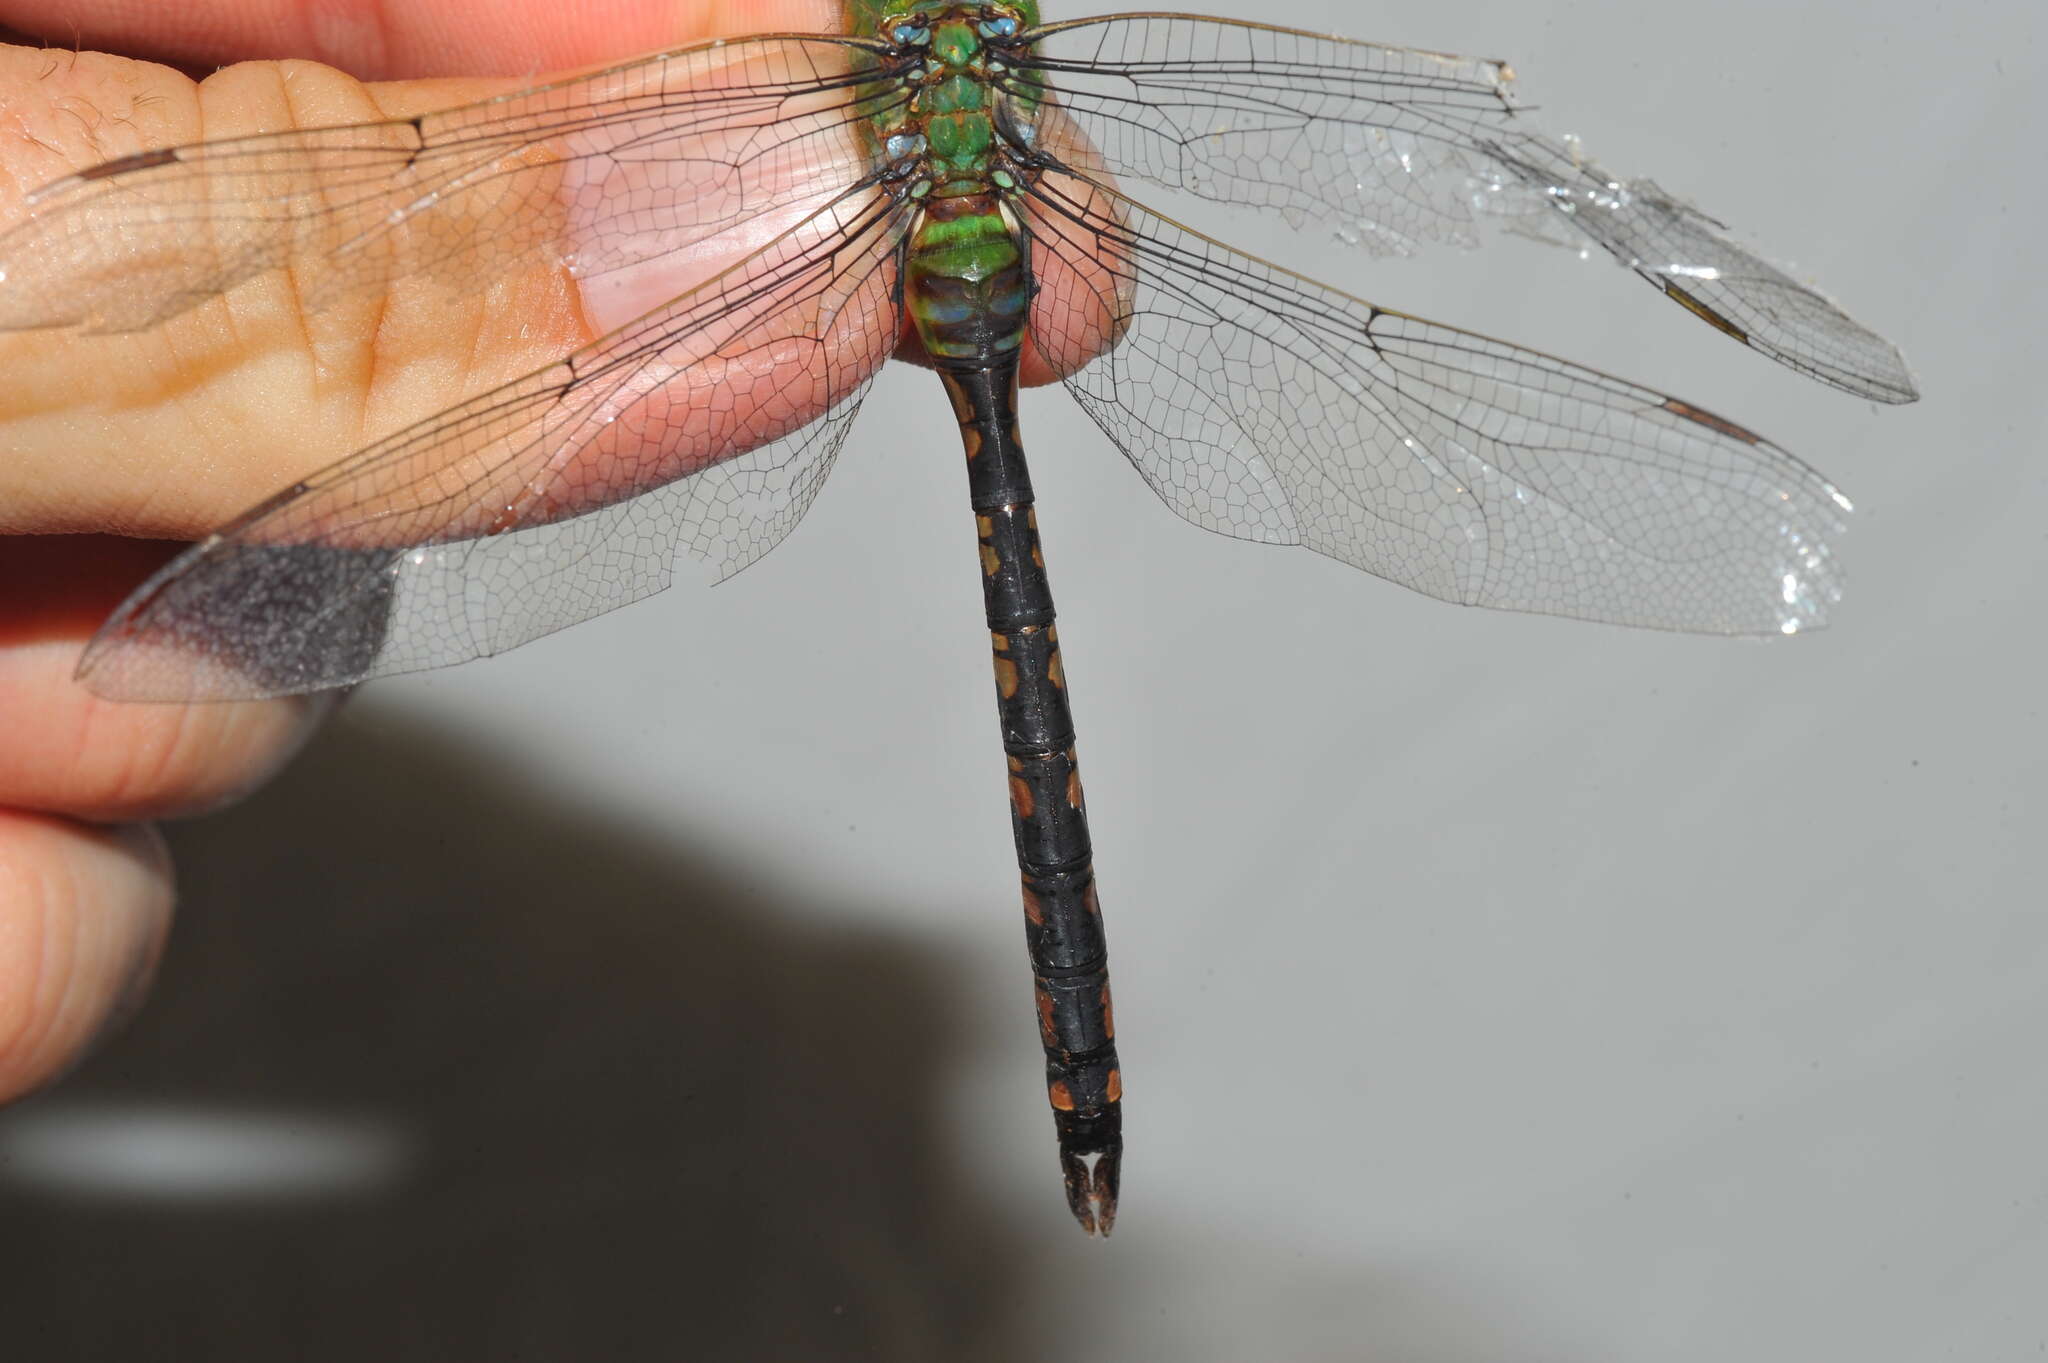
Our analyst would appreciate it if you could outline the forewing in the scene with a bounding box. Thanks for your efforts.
[1022,176,1852,636]
[1013,15,1915,403]
[77,189,908,700]
[0,34,891,333]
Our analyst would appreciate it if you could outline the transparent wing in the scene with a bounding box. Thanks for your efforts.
[77,189,908,701]
[0,33,894,333]
[1012,15,1916,403]
[1022,175,1851,636]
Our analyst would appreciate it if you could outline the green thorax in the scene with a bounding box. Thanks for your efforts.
[849,4,1041,191]
[842,6,1042,366]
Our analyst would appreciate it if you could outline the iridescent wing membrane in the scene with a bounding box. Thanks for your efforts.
[1023,173,1849,633]
[86,188,905,698]
[1015,15,1918,403]
[0,15,1911,699]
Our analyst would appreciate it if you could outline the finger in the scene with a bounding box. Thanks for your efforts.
[0,0,841,79]
[0,536,331,820]
[0,811,172,1105]
[0,44,595,539]
[0,26,928,541]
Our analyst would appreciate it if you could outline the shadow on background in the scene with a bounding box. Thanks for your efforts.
[0,702,1034,1360]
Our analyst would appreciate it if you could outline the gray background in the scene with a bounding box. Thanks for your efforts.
[1,0,2039,1358]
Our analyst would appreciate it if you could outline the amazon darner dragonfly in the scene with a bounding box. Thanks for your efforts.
[0,2,1915,1235]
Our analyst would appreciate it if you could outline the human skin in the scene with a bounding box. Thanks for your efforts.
[0,0,850,1105]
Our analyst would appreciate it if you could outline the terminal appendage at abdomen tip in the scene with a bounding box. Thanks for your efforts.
[1057,1109,1122,1237]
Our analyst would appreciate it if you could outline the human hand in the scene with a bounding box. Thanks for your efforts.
[0,0,839,1105]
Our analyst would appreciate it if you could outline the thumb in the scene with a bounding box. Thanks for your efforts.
[0,1,842,80]
[0,46,595,539]
[0,22,851,541]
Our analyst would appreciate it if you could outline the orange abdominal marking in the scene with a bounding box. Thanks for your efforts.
[942,373,975,423]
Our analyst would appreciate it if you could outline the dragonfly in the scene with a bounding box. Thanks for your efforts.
[0,2,1915,1235]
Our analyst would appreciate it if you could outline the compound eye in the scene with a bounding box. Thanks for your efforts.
[886,15,932,46]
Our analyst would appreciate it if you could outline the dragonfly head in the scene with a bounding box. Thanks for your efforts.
[856,3,1039,44]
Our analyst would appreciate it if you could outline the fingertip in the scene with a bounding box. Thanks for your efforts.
[0,812,174,1105]
[66,683,339,821]
[0,537,339,821]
